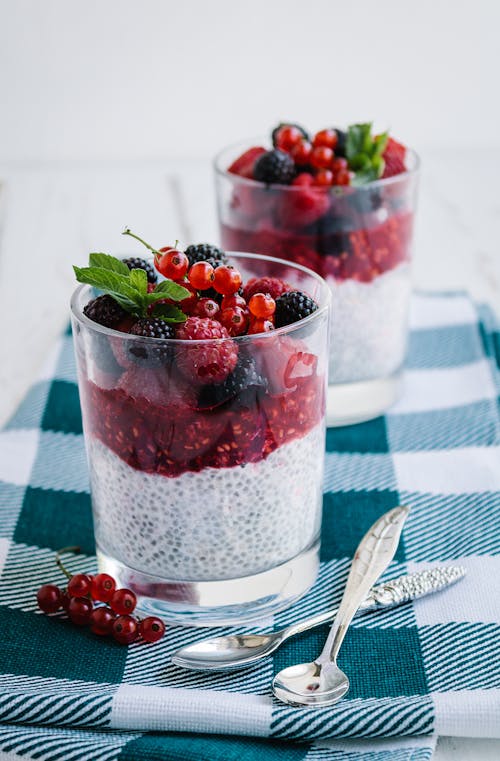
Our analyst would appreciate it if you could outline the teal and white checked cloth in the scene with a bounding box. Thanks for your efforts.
[0,291,499,761]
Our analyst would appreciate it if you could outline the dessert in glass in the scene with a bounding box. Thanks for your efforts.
[215,123,420,425]
[71,232,330,625]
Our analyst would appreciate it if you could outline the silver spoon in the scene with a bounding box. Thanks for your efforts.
[272,505,409,706]
[170,564,465,671]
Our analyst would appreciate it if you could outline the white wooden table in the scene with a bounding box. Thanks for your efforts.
[0,154,499,760]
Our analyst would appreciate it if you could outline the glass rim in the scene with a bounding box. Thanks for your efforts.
[70,250,331,345]
[213,137,420,190]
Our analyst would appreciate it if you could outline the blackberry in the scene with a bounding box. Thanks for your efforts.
[197,354,267,410]
[83,295,127,328]
[126,318,175,367]
[271,122,309,146]
[122,257,157,284]
[184,243,228,269]
[254,150,295,185]
[274,291,319,328]
[333,128,347,157]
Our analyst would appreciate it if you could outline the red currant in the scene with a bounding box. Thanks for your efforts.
[178,282,198,314]
[332,157,348,172]
[90,606,116,636]
[310,146,334,170]
[313,129,338,150]
[109,588,137,615]
[37,584,62,613]
[188,261,215,291]
[67,574,93,598]
[291,140,312,166]
[248,318,274,334]
[292,173,314,187]
[68,596,93,626]
[314,169,334,186]
[156,250,189,280]
[113,615,139,644]
[221,293,246,310]
[248,293,276,319]
[139,616,166,643]
[334,169,351,186]
[90,573,116,603]
[275,125,303,152]
[60,591,71,612]
[193,298,220,319]
[213,266,242,296]
[220,307,249,336]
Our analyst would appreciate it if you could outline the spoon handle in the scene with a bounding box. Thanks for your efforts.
[316,505,409,666]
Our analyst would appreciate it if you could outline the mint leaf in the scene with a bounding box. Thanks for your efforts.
[151,303,187,323]
[73,266,143,311]
[152,280,190,301]
[88,253,130,276]
[129,267,147,294]
[346,122,387,182]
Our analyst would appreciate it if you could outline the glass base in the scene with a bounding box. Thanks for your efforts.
[327,371,403,427]
[97,540,320,627]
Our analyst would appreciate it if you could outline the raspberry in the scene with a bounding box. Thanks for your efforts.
[184,243,228,268]
[227,146,266,178]
[382,137,406,178]
[126,318,175,367]
[274,291,319,327]
[176,317,238,384]
[254,150,295,185]
[271,122,309,147]
[83,295,127,328]
[122,257,157,284]
[243,277,291,302]
[276,186,330,229]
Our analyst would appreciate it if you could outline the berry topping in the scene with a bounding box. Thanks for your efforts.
[67,573,93,598]
[248,293,276,319]
[109,588,137,615]
[213,265,242,296]
[139,616,166,643]
[188,261,215,290]
[184,243,228,268]
[90,607,116,636]
[83,295,128,329]
[113,615,139,644]
[227,146,266,178]
[122,257,157,284]
[156,249,189,281]
[271,122,309,147]
[274,291,319,328]
[37,584,63,613]
[90,573,116,602]
[254,150,295,185]
[176,316,238,384]
[243,276,291,302]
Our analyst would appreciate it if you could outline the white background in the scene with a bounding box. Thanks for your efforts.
[0,2,499,759]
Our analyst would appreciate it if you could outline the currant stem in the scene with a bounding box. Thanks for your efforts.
[122,228,161,256]
[55,545,81,581]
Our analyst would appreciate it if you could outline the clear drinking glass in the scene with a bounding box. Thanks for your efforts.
[71,252,330,625]
[215,141,420,425]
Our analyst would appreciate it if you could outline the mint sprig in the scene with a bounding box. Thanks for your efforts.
[346,123,389,185]
[74,251,189,323]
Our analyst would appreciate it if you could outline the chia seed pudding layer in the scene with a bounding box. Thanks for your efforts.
[90,423,324,581]
[327,261,411,384]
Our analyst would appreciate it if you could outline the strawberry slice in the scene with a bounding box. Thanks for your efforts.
[382,137,406,178]
[228,146,266,179]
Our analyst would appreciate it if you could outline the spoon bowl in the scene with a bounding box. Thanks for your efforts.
[172,633,283,671]
[273,662,349,706]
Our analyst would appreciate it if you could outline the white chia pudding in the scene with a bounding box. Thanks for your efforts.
[89,424,324,581]
[327,262,411,384]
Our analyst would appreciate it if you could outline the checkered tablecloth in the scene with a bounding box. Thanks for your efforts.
[0,291,499,760]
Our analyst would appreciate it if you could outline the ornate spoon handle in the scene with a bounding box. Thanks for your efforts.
[316,506,409,666]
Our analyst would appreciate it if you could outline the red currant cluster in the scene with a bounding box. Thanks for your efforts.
[274,125,351,187]
[154,251,277,336]
[36,549,165,645]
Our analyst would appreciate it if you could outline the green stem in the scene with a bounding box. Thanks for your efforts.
[55,545,81,581]
[122,227,161,256]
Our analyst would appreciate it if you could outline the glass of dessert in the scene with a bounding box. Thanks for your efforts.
[71,231,330,625]
[215,123,420,425]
